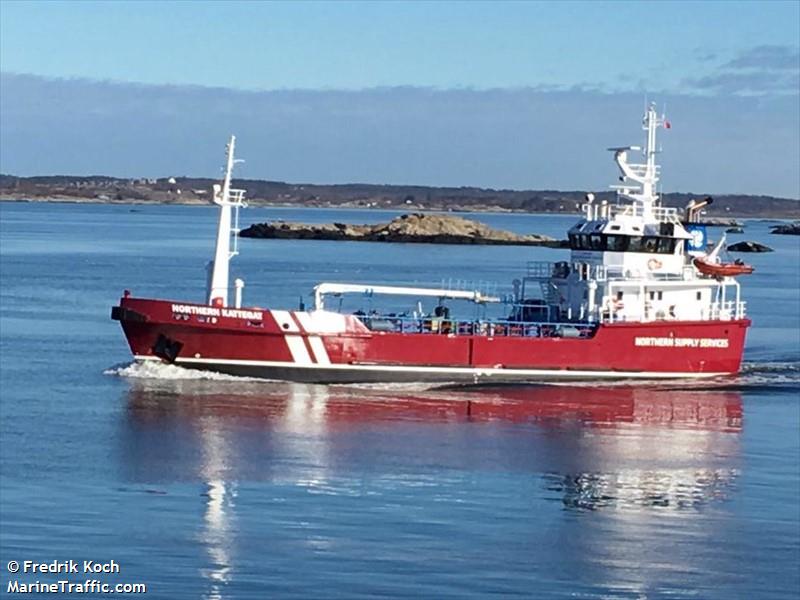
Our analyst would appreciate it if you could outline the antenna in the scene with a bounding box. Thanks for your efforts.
[607,103,663,218]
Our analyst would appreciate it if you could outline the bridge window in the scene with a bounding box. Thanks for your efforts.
[606,235,628,251]
[657,238,677,253]
[643,237,659,253]
[568,234,676,254]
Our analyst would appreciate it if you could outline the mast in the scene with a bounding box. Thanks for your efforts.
[608,102,668,218]
[207,136,246,307]
[642,102,661,201]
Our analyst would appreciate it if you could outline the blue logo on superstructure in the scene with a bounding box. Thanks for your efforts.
[685,224,707,251]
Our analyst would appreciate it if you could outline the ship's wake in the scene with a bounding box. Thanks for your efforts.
[104,359,800,394]
[725,360,800,391]
[104,361,443,391]
[104,361,262,382]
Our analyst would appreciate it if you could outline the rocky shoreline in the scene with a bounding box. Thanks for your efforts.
[727,241,774,253]
[240,213,565,247]
[770,222,800,235]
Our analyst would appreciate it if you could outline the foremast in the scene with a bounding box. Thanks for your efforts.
[207,136,246,308]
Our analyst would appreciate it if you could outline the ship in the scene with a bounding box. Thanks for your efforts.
[112,104,751,383]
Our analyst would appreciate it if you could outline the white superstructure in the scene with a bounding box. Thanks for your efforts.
[521,104,746,324]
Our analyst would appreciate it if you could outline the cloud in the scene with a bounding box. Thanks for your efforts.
[685,45,800,96]
[724,45,800,71]
[693,49,719,63]
[1,72,798,198]
[688,70,800,96]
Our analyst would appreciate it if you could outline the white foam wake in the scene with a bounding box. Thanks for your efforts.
[736,361,800,388]
[104,360,259,382]
[103,359,800,389]
[741,360,800,374]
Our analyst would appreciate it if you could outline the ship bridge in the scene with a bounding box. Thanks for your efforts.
[517,104,745,325]
[567,198,693,278]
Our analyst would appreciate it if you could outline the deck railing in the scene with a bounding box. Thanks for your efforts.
[607,203,682,224]
[526,261,695,282]
[360,315,598,339]
[598,300,747,323]
[708,301,747,321]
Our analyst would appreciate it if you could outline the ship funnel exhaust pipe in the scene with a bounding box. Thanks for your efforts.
[234,278,244,309]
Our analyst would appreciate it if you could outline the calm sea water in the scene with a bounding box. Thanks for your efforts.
[1,202,798,599]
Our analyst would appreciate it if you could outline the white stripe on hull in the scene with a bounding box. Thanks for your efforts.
[133,355,725,380]
[284,335,313,365]
[271,310,330,365]
[307,336,331,365]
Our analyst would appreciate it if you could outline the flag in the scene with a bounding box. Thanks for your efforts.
[664,120,671,129]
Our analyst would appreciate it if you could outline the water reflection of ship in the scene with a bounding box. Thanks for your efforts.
[120,382,742,597]
[121,381,741,501]
[124,381,742,427]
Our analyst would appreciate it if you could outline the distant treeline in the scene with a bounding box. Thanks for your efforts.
[1,173,798,218]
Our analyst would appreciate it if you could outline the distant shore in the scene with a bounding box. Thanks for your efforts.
[0,195,210,206]
[2,195,798,222]
[1,173,798,219]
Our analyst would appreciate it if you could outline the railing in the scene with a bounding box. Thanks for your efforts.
[600,266,696,282]
[598,300,748,324]
[607,203,681,224]
[359,315,598,339]
[708,301,747,321]
[529,260,618,281]
[527,260,695,283]
[526,261,560,278]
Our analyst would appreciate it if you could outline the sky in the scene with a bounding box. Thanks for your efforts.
[1,0,798,197]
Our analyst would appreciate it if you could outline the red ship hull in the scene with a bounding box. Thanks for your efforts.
[112,296,749,383]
